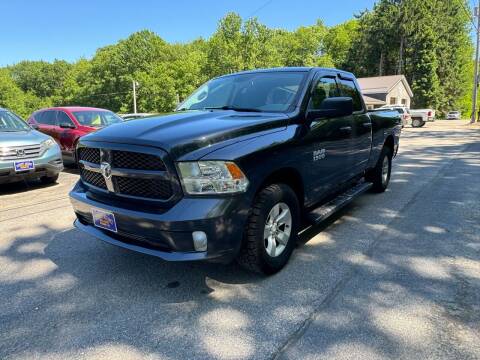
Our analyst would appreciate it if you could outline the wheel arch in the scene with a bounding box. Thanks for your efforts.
[257,167,305,208]
[384,134,394,153]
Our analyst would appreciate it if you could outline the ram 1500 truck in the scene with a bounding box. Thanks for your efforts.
[69,67,401,274]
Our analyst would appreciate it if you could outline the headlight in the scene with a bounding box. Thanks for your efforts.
[177,161,249,195]
[40,138,56,153]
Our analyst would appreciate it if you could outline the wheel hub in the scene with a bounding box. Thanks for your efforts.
[382,156,389,185]
[264,202,292,258]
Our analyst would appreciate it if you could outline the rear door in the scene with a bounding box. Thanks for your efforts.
[301,72,355,201]
[337,76,372,176]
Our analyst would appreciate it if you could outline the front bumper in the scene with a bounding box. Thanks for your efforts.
[0,146,63,184]
[69,181,252,262]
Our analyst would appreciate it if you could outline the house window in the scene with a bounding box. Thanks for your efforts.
[390,97,397,105]
[401,99,407,105]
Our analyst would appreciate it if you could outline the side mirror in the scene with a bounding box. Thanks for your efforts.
[30,123,40,130]
[307,97,353,121]
[59,122,75,129]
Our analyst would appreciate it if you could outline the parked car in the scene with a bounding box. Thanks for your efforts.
[446,111,461,120]
[120,113,154,121]
[378,105,411,127]
[409,108,435,127]
[0,107,63,185]
[27,107,123,163]
[70,67,401,274]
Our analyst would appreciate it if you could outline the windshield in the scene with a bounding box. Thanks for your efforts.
[73,111,123,127]
[178,72,307,112]
[0,111,31,132]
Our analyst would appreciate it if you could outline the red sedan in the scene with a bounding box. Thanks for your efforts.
[27,107,123,163]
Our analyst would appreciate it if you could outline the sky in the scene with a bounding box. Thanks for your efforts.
[0,0,377,66]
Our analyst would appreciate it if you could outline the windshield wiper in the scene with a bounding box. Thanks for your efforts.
[203,106,262,112]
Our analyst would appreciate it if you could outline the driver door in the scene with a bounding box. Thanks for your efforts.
[300,73,355,202]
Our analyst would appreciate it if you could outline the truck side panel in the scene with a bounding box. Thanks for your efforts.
[367,111,402,169]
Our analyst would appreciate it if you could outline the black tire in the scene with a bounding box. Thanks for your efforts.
[412,118,425,128]
[366,146,392,193]
[236,183,300,274]
[40,174,59,185]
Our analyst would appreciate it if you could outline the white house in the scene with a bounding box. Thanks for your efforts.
[357,75,413,110]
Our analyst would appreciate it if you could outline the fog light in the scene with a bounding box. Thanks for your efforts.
[192,231,207,251]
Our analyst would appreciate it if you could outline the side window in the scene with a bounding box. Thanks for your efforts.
[40,111,57,125]
[338,79,363,112]
[57,111,75,127]
[309,77,338,110]
[34,112,46,124]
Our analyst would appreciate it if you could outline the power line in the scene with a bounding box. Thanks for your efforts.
[247,0,274,19]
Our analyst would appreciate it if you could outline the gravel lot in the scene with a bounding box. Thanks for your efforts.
[1,120,479,360]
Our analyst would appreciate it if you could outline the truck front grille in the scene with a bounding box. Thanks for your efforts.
[111,150,166,170]
[78,147,100,164]
[78,145,177,203]
[115,176,172,199]
[80,167,107,189]
[0,144,42,161]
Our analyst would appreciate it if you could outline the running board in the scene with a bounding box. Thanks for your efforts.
[307,182,373,224]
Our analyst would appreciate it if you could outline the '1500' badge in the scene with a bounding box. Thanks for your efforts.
[313,149,326,161]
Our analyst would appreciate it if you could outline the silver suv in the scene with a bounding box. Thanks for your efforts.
[0,108,63,185]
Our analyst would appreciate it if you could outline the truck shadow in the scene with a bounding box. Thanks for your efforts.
[0,178,59,196]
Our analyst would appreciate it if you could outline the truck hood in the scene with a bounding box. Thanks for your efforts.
[0,129,49,147]
[81,110,290,160]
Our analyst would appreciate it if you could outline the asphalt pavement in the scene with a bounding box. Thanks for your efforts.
[0,120,479,359]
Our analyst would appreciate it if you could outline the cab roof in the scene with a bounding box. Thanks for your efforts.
[217,67,355,78]
[35,106,112,113]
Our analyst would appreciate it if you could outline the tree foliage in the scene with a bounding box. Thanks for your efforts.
[347,0,473,113]
[0,5,474,118]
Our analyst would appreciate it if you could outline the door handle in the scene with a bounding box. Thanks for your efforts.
[363,122,372,127]
[340,126,352,132]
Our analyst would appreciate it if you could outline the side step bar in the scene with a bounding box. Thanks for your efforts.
[307,182,373,224]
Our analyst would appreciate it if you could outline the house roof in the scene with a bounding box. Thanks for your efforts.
[362,95,386,105]
[357,75,413,97]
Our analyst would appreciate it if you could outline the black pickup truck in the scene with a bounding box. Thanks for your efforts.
[70,67,401,274]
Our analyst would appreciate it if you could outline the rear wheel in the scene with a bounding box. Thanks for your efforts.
[412,118,425,128]
[237,183,299,274]
[366,146,392,193]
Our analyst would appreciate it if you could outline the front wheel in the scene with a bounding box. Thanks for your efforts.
[236,183,300,274]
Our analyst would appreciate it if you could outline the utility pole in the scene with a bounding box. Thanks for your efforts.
[132,80,138,114]
[471,3,480,124]
[397,36,404,75]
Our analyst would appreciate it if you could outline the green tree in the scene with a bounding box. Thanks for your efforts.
[273,21,333,67]
[347,0,473,112]
[324,20,359,68]
[9,60,71,99]
[0,69,27,116]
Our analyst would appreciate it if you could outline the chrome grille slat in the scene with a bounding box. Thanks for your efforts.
[0,144,42,161]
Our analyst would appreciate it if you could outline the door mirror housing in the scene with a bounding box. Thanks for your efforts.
[307,97,353,121]
[59,122,75,129]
